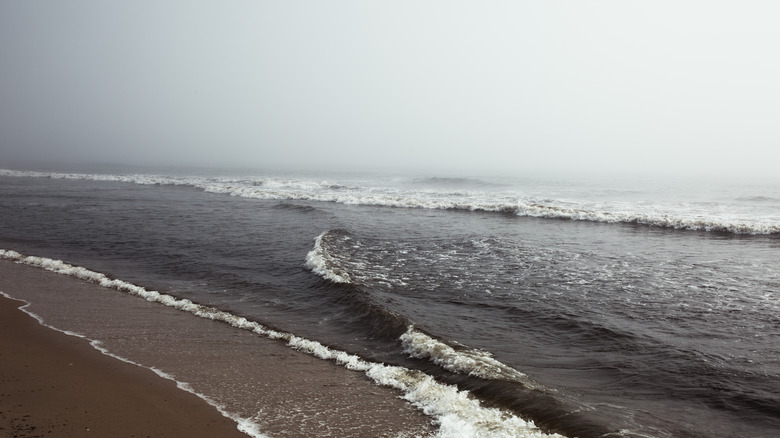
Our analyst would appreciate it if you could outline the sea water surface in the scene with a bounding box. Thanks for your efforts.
[1,165,779,437]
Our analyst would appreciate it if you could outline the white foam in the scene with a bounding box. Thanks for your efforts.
[400,326,530,383]
[0,248,566,438]
[513,201,780,235]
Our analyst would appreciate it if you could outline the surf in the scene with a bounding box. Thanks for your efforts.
[0,248,567,438]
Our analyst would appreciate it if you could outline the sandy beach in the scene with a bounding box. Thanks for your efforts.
[0,258,435,438]
[0,294,249,438]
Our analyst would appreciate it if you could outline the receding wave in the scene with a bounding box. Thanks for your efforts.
[3,169,778,235]
[0,248,565,438]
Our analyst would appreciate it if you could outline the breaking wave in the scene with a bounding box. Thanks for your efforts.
[399,327,531,383]
[304,231,353,284]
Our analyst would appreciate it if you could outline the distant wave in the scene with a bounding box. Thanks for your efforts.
[272,202,319,213]
[3,169,778,235]
[0,248,564,438]
[511,202,780,235]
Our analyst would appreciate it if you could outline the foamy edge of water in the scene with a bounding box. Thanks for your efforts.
[0,249,565,438]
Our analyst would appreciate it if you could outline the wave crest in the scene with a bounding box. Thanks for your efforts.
[401,327,531,384]
[304,230,353,284]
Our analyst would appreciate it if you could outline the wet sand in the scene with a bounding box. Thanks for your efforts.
[0,258,435,437]
[0,294,248,438]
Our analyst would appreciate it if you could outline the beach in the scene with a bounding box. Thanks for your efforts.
[0,293,249,438]
[0,258,436,438]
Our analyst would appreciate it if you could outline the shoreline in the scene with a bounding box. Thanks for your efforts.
[0,257,436,438]
[0,293,250,438]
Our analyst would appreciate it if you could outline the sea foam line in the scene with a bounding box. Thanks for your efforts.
[0,249,565,438]
[2,168,777,235]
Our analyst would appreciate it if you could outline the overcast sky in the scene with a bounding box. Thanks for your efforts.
[1,1,779,177]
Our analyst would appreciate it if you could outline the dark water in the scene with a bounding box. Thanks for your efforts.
[1,168,779,437]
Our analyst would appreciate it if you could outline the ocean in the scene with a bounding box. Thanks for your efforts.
[1,165,778,437]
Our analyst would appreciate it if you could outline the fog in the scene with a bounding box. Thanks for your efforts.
[2,1,779,177]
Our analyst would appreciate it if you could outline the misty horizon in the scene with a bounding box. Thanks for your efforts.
[2,1,779,179]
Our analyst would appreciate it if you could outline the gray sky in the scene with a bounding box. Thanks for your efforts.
[1,1,779,177]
